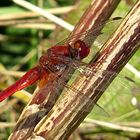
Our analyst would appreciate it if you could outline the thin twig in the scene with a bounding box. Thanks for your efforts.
[83,118,140,133]
[117,121,140,127]
[12,0,74,31]
[13,23,56,30]
[12,49,36,71]
[13,90,32,103]
[0,6,75,21]
[0,122,16,128]
[0,99,18,114]
[0,18,48,26]
[0,70,25,78]
[111,109,139,122]
[126,63,140,78]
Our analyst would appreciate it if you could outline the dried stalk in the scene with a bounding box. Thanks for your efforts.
[0,6,75,21]
[8,0,120,139]
[32,1,140,140]
[0,18,48,26]
[0,122,15,128]
[81,119,140,133]
[13,23,55,30]
[12,0,74,31]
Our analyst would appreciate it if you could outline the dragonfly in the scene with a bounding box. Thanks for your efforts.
[0,39,90,102]
[0,17,112,102]
[0,17,134,107]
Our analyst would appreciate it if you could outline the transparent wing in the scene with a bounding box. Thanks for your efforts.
[38,62,109,117]
[52,56,139,118]
[37,57,139,119]
[51,54,137,91]
[62,66,139,120]
[72,65,139,120]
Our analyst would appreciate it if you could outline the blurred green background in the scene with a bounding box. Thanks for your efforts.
[0,0,140,140]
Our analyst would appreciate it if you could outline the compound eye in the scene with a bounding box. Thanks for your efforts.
[74,40,90,59]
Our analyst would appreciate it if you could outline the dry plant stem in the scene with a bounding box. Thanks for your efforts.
[33,1,140,140]
[0,6,75,21]
[118,122,140,127]
[0,34,31,42]
[13,0,74,31]
[0,11,56,30]
[8,0,120,140]
[0,18,48,26]
[0,122,15,128]
[11,49,36,71]
[0,70,25,78]
[0,99,18,114]
[81,119,140,133]
[37,0,45,59]
[13,23,55,30]
[126,63,140,78]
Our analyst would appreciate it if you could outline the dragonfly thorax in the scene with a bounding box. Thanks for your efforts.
[39,54,67,73]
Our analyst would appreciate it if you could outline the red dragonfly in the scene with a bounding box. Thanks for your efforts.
[0,39,90,102]
[0,17,133,103]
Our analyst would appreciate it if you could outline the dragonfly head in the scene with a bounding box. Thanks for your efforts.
[70,40,90,59]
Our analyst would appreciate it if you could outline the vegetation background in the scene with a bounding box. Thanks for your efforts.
[0,0,140,140]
